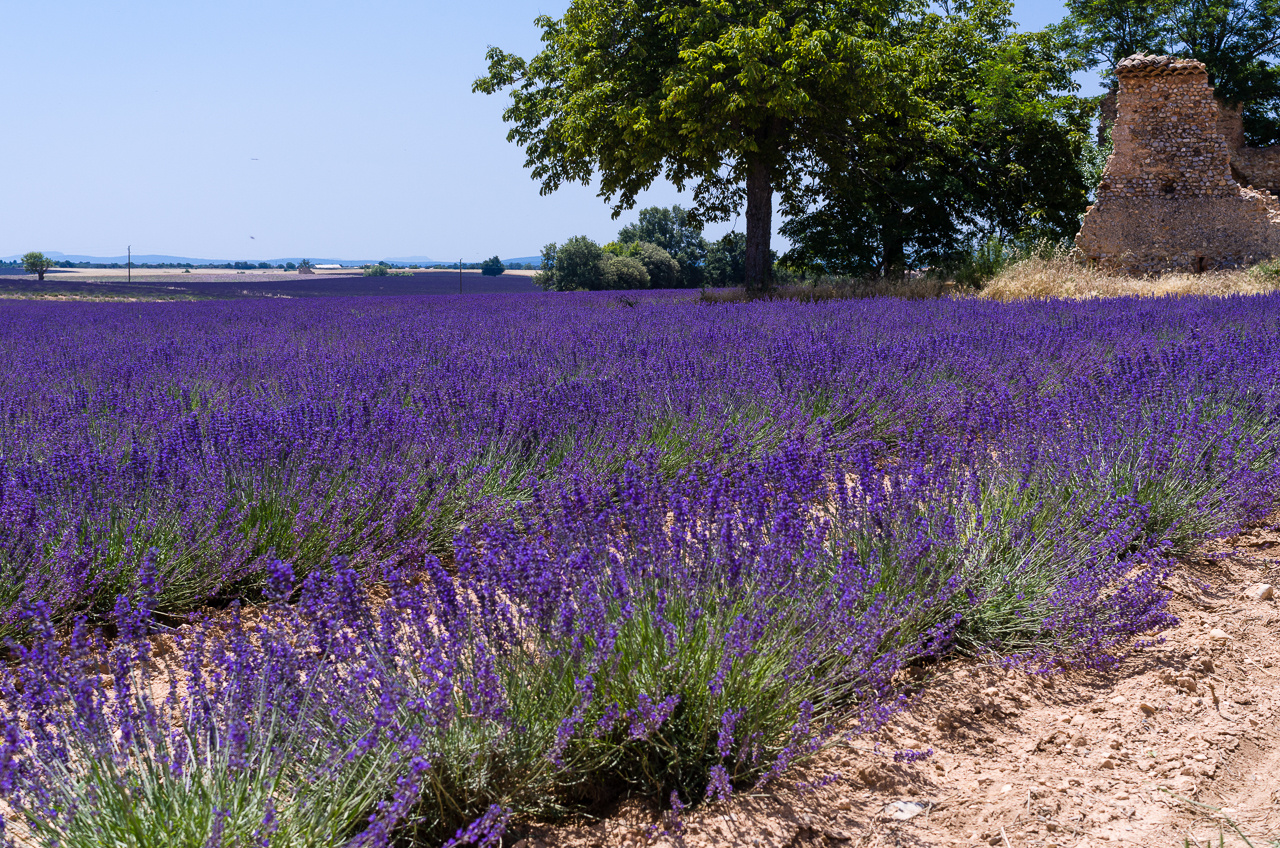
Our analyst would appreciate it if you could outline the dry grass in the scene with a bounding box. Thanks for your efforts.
[977,254,1280,301]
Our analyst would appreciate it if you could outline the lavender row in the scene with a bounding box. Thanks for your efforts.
[0,430,1186,847]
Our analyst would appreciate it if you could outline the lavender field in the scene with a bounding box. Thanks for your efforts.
[0,269,540,300]
[2,292,1279,847]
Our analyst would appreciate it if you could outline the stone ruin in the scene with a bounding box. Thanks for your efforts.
[1076,54,1280,273]
[1218,104,1280,193]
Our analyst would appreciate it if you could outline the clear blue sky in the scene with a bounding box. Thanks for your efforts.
[1,0,1098,262]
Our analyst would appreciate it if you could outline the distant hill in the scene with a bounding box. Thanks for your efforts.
[2,251,228,265]
[383,255,443,264]
[501,256,543,267]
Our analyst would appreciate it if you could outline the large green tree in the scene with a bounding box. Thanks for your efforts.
[1064,0,1280,143]
[474,0,920,293]
[782,0,1092,276]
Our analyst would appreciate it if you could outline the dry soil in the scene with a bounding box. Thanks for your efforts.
[517,520,1280,848]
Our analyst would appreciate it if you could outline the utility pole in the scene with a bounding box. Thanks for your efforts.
[127,246,131,283]
[459,258,462,295]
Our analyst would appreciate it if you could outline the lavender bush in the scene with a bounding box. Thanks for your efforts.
[0,569,418,848]
[1,292,1279,845]
[0,436,1178,846]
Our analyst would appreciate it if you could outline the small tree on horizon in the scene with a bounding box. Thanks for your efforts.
[22,252,54,281]
[480,255,506,276]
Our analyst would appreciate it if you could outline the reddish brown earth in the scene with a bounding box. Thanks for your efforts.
[518,520,1280,848]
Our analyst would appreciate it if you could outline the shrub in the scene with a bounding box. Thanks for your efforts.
[600,255,649,289]
[633,242,680,289]
[8,291,1280,844]
[946,237,1067,290]
[0,426,1205,845]
[363,264,390,277]
[0,566,417,848]
[481,256,506,277]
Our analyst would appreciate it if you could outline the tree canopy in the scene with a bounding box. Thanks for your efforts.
[475,0,920,292]
[480,255,506,276]
[704,233,749,288]
[617,205,707,287]
[534,236,684,290]
[782,0,1092,276]
[22,252,53,281]
[1063,0,1280,143]
[534,236,605,291]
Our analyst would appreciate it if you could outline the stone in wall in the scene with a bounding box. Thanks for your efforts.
[1076,54,1280,273]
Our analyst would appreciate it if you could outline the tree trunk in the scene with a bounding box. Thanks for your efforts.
[37,270,45,281]
[880,221,905,280]
[744,154,773,295]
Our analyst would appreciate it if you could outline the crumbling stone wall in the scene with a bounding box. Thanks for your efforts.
[1076,54,1280,273]
[1099,82,1280,191]
[1216,103,1246,151]
[1216,104,1280,194]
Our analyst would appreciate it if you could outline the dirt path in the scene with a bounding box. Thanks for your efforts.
[519,521,1280,848]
